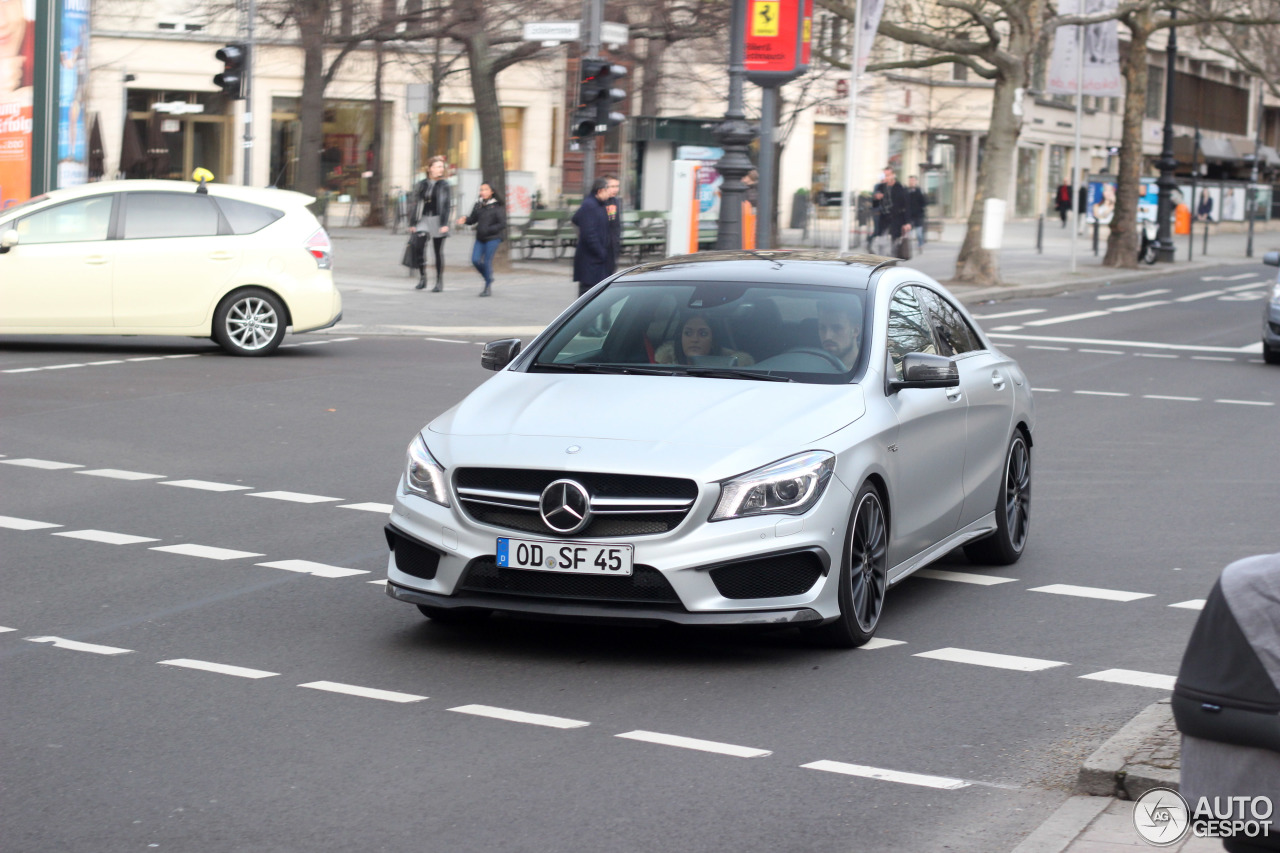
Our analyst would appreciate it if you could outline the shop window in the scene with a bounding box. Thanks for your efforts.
[503,107,524,170]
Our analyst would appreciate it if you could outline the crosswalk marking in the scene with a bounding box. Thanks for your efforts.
[1028,584,1153,602]
[26,636,133,655]
[257,560,368,578]
[802,760,969,790]
[160,479,253,492]
[449,704,590,728]
[858,637,907,650]
[159,659,278,679]
[1,458,83,470]
[914,569,1017,586]
[249,491,342,504]
[1169,600,1206,611]
[616,730,771,758]
[0,515,61,530]
[1079,669,1176,690]
[53,529,160,546]
[914,647,1067,672]
[76,469,166,480]
[340,502,394,513]
[301,681,426,703]
[150,544,264,560]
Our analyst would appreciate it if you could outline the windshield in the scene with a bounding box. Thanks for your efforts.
[532,280,869,384]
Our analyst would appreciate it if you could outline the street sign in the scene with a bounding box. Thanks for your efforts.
[522,21,581,42]
[601,21,629,47]
[745,0,812,86]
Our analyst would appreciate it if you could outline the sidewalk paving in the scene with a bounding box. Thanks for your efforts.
[321,218,1272,851]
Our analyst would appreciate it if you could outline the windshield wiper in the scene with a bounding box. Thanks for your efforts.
[677,367,793,382]
[533,362,677,376]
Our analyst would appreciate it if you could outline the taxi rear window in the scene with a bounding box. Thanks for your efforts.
[215,197,285,234]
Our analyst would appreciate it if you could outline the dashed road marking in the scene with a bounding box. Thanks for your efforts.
[76,468,166,480]
[301,681,427,703]
[1031,387,1060,393]
[1175,290,1225,302]
[617,730,771,758]
[1079,669,1176,690]
[53,529,161,546]
[0,626,15,632]
[426,337,473,344]
[1134,353,1178,359]
[1027,345,1070,351]
[160,479,253,492]
[1024,310,1113,327]
[1075,390,1130,397]
[26,636,133,655]
[1028,584,1153,602]
[368,579,389,585]
[914,569,1018,586]
[1078,348,1124,355]
[159,659,278,679]
[150,544,264,560]
[858,637,907,650]
[1190,356,1234,362]
[1201,272,1257,281]
[249,490,342,504]
[2,458,83,470]
[450,704,590,729]
[1108,300,1170,313]
[802,760,970,790]
[1097,289,1170,301]
[986,332,1256,354]
[1215,399,1274,407]
[914,647,1068,672]
[1143,395,1200,402]
[340,502,394,513]
[257,559,369,578]
[0,515,62,530]
[1169,600,1206,611]
[971,309,1047,320]
[1225,280,1268,291]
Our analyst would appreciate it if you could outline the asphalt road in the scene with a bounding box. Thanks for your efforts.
[1,263,1276,853]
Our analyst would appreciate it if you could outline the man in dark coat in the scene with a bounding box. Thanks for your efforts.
[871,167,912,257]
[603,175,622,269]
[573,178,616,297]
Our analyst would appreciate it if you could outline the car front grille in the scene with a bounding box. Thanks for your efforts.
[457,557,683,606]
[454,468,699,538]
[709,551,825,599]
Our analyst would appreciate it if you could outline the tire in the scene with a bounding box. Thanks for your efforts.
[1141,241,1158,265]
[416,604,491,625]
[964,431,1031,566]
[212,288,287,356]
[801,483,889,648]
[1264,342,1280,365]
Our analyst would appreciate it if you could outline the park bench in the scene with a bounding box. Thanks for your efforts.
[512,210,575,259]
[620,210,669,261]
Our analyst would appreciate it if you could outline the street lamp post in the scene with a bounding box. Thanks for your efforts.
[714,0,758,250]
[1154,9,1178,263]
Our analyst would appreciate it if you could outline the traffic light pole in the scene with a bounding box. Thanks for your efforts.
[580,0,602,194]
[714,0,757,251]
[242,0,256,186]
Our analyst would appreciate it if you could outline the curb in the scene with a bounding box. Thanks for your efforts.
[1009,795,1112,853]
[1077,700,1179,800]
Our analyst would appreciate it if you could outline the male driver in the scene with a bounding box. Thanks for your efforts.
[818,299,864,370]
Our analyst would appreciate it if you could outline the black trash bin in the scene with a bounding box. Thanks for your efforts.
[1173,553,1280,852]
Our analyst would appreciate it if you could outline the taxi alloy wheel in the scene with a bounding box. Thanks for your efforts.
[214,288,287,356]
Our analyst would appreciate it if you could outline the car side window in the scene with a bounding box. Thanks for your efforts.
[14,196,113,244]
[122,193,222,240]
[919,289,983,357]
[214,197,285,234]
[885,285,937,380]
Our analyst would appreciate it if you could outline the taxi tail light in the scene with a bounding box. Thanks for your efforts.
[306,228,332,269]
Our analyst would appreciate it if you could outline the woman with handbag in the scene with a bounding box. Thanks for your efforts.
[456,181,507,297]
[409,156,452,291]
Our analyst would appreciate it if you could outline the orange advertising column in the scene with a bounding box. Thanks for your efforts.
[742,201,757,249]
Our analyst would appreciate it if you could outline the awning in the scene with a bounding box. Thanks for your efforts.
[1198,136,1239,161]
[1260,145,1280,167]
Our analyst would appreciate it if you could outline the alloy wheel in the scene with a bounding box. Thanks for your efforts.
[225,296,280,352]
[849,491,888,633]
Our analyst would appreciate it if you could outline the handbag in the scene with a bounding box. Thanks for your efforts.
[896,234,913,261]
[400,234,417,268]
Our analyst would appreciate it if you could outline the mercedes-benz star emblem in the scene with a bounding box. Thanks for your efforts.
[539,479,592,535]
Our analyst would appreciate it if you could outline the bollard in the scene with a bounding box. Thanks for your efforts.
[1036,214,1044,254]
[1202,222,1209,256]
[1093,221,1100,256]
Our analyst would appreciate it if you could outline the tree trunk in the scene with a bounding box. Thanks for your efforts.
[297,9,327,200]
[1104,12,1152,268]
[366,40,386,227]
[465,31,511,271]
[639,4,669,118]
[954,71,1024,285]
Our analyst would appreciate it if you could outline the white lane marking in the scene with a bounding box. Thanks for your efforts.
[128,356,167,362]
[257,560,369,579]
[1201,272,1257,281]
[150,544,264,560]
[297,340,332,346]
[0,515,62,530]
[75,468,166,480]
[3,367,42,373]
[1079,348,1124,355]
[1135,353,1178,359]
[0,626,15,632]
[1028,584,1153,602]
[1190,356,1234,361]
[1108,300,1170,313]
[87,359,126,365]
[367,579,389,585]
[248,490,342,504]
[158,659,278,679]
[914,647,1068,672]
[1175,290,1225,302]
[164,354,200,359]
[1226,280,1268,291]
[340,502,394,513]
[1027,345,1070,351]
[26,636,133,655]
[971,308,1046,320]
[616,730,771,758]
[802,760,970,790]
[301,681,427,703]
[160,479,253,492]
[425,337,472,344]
[44,363,87,370]
[1079,669,1176,690]
[1031,387,1060,392]
[985,333,1255,354]
[1169,600,1206,610]
[858,638,907,650]
[1074,390,1130,397]
[1144,395,1200,402]
[914,568,1018,586]
[991,325,1026,332]
[1097,289,1170,301]
[1,458,83,470]
[450,704,590,728]
[327,337,359,343]
[54,529,161,546]
[1023,310,1112,327]
[1215,399,1274,407]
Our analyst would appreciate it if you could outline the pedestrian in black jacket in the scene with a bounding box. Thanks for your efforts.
[603,175,622,269]
[907,175,928,249]
[871,167,912,257]
[456,182,507,297]
[410,156,452,291]
[572,178,616,297]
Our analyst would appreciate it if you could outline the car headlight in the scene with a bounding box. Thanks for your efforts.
[1271,282,1280,304]
[404,433,449,507]
[711,451,835,521]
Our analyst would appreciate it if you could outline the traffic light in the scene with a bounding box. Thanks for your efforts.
[214,44,248,98]
[572,60,627,142]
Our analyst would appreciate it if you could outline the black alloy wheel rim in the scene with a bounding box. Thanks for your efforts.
[1004,437,1031,552]
[849,492,888,633]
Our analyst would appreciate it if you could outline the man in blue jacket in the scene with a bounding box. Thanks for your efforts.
[573,178,617,297]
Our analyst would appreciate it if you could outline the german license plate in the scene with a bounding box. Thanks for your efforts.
[496,537,634,576]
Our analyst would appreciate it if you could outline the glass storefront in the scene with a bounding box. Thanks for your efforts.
[927,135,957,217]
[812,123,845,195]
[414,106,525,175]
[123,90,232,182]
[270,97,387,194]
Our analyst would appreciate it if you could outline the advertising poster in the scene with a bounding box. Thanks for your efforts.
[1193,186,1220,223]
[1252,185,1272,222]
[1047,0,1124,97]
[1085,180,1116,224]
[1219,185,1245,222]
[56,0,89,188]
[1136,181,1159,222]
[0,0,36,209]
[676,145,723,220]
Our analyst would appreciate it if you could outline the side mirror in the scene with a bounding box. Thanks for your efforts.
[0,229,17,254]
[889,352,960,392]
[1263,251,1280,268]
[481,338,522,371]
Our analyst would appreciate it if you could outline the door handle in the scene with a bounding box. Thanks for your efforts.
[946,388,963,402]
[84,255,109,265]
[991,370,1006,390]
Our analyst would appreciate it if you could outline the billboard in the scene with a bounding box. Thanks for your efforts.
[56,0,88,188]
[0,0,35,209]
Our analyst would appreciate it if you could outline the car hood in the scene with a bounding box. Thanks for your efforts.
[428,372,864,451]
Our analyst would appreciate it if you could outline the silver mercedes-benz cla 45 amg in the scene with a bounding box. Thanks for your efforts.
[385,251,1035,647]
